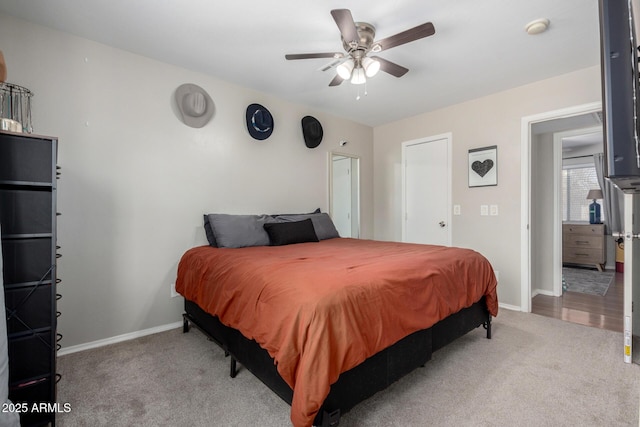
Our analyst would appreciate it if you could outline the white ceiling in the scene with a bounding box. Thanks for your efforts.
[562,131,602,150]
[0,0,601,127]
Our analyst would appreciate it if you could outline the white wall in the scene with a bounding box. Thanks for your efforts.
[531,132,555,295]
[373,66,602,308]
[0,14,373,348]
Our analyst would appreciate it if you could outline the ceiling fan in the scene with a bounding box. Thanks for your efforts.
[285,9,435,87]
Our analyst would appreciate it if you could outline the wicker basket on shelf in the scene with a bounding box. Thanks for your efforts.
[0,82,33,133]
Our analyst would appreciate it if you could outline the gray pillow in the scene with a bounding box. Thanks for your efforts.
[203,214,218,247]
[275,212,340,240]
[206,214,278,248]
[269,208,320,217]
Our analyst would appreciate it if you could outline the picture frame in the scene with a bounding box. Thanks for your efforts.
[468,145,497,187]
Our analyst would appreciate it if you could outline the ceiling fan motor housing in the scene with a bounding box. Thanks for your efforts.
[342,22,377,59]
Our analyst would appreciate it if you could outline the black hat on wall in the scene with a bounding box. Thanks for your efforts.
[301,116,323,148]
[246,103,274,140]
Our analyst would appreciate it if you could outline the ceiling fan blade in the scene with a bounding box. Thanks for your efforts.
[329,74,345,86]
[331,9,359,45]
[285,53,344,60]
[371,56,409,77]
[318,57,345,72]
[374,22,435,51]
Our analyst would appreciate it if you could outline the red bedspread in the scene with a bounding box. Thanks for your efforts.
[176,238,498,426]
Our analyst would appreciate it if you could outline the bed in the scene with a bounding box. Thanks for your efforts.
[176,212,498,427]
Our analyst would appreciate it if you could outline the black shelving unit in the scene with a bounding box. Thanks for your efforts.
[0,130,58,426]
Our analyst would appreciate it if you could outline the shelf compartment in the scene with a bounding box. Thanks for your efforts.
[0,134,54,184]
[1,238,53,285]
[8,332,53,382]
[5,285,53,334]
[9,376,55,426]
[0,189,53,235]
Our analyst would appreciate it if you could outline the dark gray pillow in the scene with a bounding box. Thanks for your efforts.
[263,219,319,246]
[203,214,218,247]
[269,208,321,218]
[275,212,340,240]
[206,214,278,248]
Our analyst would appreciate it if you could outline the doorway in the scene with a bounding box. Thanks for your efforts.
[329,153,360,238]
[533,123,623,332]
[522,102,623,332]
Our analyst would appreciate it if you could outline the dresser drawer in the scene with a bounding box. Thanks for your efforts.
[563,247,604,263]
[562,224,604,236]
[562,234,604,250]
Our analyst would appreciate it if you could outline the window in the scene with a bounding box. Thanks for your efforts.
[561,164,604,222]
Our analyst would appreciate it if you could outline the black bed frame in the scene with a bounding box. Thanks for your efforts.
[182,297,491,426]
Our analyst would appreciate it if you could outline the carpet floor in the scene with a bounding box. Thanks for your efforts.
[56,309,640,426]
[563,266,614,296]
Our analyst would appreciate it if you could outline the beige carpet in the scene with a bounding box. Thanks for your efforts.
[56,309,640,426]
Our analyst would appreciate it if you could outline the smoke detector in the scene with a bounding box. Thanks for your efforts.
[525,19,550,35]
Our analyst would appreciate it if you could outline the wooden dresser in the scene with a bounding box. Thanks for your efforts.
[562,223,605,271]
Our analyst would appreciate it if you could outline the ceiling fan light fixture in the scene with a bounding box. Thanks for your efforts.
[337,59,355,79]
[362,57,380,77]
[350,67,366,85]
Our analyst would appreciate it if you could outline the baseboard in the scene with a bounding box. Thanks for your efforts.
[498,302,521,312]
[532,289,555,297]
[57,321,183,356]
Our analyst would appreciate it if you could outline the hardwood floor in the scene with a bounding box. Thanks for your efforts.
[531,270,623,332]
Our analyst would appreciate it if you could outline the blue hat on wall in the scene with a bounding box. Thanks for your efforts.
[246,103,274,140]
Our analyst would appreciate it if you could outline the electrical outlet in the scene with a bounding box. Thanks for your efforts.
[480,205,489,216]
[170,283,179,298]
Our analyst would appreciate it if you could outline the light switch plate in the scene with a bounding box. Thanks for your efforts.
[453,205,461,215]
[490,204,498,216]
[480,205,489,216]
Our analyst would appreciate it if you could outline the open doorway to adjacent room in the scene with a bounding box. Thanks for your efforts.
[526,107,623,332]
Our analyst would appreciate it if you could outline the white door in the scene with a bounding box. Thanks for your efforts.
[402,134,451,246]
[332,156,352,237]
[623,193,640,363]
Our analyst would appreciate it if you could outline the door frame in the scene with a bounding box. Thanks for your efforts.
[329,152,361,238]
[623,193,635,363]
[520,101,602,312]
[401,132,452,246]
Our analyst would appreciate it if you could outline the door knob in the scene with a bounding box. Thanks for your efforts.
[439,221,446,228]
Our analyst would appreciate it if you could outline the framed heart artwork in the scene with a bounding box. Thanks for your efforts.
[468,145,497,187]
